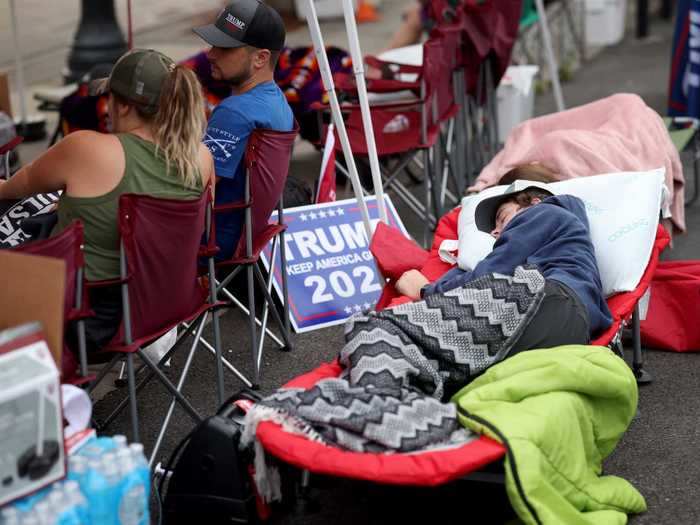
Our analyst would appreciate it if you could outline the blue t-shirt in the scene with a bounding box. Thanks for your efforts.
[205,81,294,259]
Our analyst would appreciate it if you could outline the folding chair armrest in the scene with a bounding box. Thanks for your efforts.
[365,55,423,75]
[214,199,250,212]
[0,136,23,155]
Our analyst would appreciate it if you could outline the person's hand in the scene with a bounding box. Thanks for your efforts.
[466,180,489,194]
[395,269,429,300]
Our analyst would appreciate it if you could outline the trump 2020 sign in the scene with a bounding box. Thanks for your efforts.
[261,196,408,333]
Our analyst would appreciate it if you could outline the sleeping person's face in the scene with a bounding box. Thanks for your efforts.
[491,201,522,239]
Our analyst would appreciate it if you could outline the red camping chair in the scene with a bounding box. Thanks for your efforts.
[86,190,226,455]
[12,221,90,383]
[1,136,22,180]
[323,36,459,243]
[247,209,669,494]
[208,124,300,387]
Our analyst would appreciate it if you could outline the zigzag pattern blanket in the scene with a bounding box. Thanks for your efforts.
[244,266,546,455]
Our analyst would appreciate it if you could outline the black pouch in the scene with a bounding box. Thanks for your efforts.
[162,390,264,524]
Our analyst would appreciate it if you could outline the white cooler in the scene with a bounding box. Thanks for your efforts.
[496,65,539,145]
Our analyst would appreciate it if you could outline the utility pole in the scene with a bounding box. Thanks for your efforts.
[64,0,127,83]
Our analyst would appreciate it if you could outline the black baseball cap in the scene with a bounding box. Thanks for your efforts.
[193,0,286,51]
[474,180,555,233]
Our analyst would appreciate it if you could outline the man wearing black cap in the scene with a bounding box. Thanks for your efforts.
[194,0,293,259]
[395,181,613,353]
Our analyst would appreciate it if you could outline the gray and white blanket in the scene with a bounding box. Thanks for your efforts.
[243,265,546,462]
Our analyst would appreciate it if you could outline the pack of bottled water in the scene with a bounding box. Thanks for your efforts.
[0,435,150,525]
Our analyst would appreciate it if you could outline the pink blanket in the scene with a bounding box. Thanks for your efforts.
[470,94,686,232]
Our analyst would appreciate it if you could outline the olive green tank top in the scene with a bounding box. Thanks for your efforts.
[54,133,203,281]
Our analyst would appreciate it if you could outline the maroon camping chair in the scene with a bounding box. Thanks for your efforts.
[459,0,522,170]
[1,136,22,180]
[208,125,299,387]
[86,190,229,452]
[12,220,90,383]
[324,36,459,243]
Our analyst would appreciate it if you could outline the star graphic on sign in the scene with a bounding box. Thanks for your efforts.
[299,213,308,221]
[363,302,372,310]
[353,304,362,312]
[344,306,353,315]
[336,208,345,216]
[309,211,318,220]
[327,209,336,217]
[319,210,327,218]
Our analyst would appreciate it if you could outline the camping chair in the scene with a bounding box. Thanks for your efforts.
[86,190,230,449]
[664,116,700,206]
[323,36,458,242]
[240,209,669,507]
[207,125,299,387]
[1,136,22,180]
[12,220,89,383]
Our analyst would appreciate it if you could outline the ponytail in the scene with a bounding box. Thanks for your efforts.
[150,65,207,189]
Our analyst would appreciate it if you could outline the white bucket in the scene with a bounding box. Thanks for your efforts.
[584,0,627,47]
[496,65,539,144]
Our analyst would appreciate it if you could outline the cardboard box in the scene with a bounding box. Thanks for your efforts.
[0,325,66,507]
[0,250,65,366]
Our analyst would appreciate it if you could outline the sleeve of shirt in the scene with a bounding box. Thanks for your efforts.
[204,105,252,180]
[423,205,559,296]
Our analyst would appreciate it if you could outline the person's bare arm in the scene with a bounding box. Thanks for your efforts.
[385,2,424,51]
[395,269,430,300]
[0,131,109,200]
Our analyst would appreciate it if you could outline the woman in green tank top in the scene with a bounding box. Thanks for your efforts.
[0,49,214,355]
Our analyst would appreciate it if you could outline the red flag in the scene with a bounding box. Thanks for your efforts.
[316,124,337,203]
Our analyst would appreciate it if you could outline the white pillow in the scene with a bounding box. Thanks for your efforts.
[456,186,505,271]
[549,169,665,296]
[455,169,665,296]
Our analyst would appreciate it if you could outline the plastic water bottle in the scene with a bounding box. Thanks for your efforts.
[1,507,21,525]
[112,435,128,450]
[49,486,81,525]
[18,512,40,525]
[115,451,146,525]
[84,456,120,525]
[67,456,88,488]
[63,481,89,525]
[128,444,150,492]
[33,501,53,525]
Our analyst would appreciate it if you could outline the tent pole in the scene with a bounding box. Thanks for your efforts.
[534,0,566,112]
[303,0,374,240]
[8,0,28,125]
[340,0,388,224]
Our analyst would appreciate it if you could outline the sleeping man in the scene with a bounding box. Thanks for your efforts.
[395,180,613,352]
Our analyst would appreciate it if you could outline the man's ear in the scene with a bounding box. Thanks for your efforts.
[253,48,271,70]
[531,197,542,206]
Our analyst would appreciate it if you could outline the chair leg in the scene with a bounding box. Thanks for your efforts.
[423,148,433,247]
[136,348,203,423]
[246,264,260,386]
[686,134,700,206]
[149,314,207,466]
[219,285,285,347]
[182,325,253,388]
[253,264,292,349]
[94,319,204,430]
[631,304,652,384]
[126,353,139,442]
[208,258,226,407]
[279,228,293,350]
